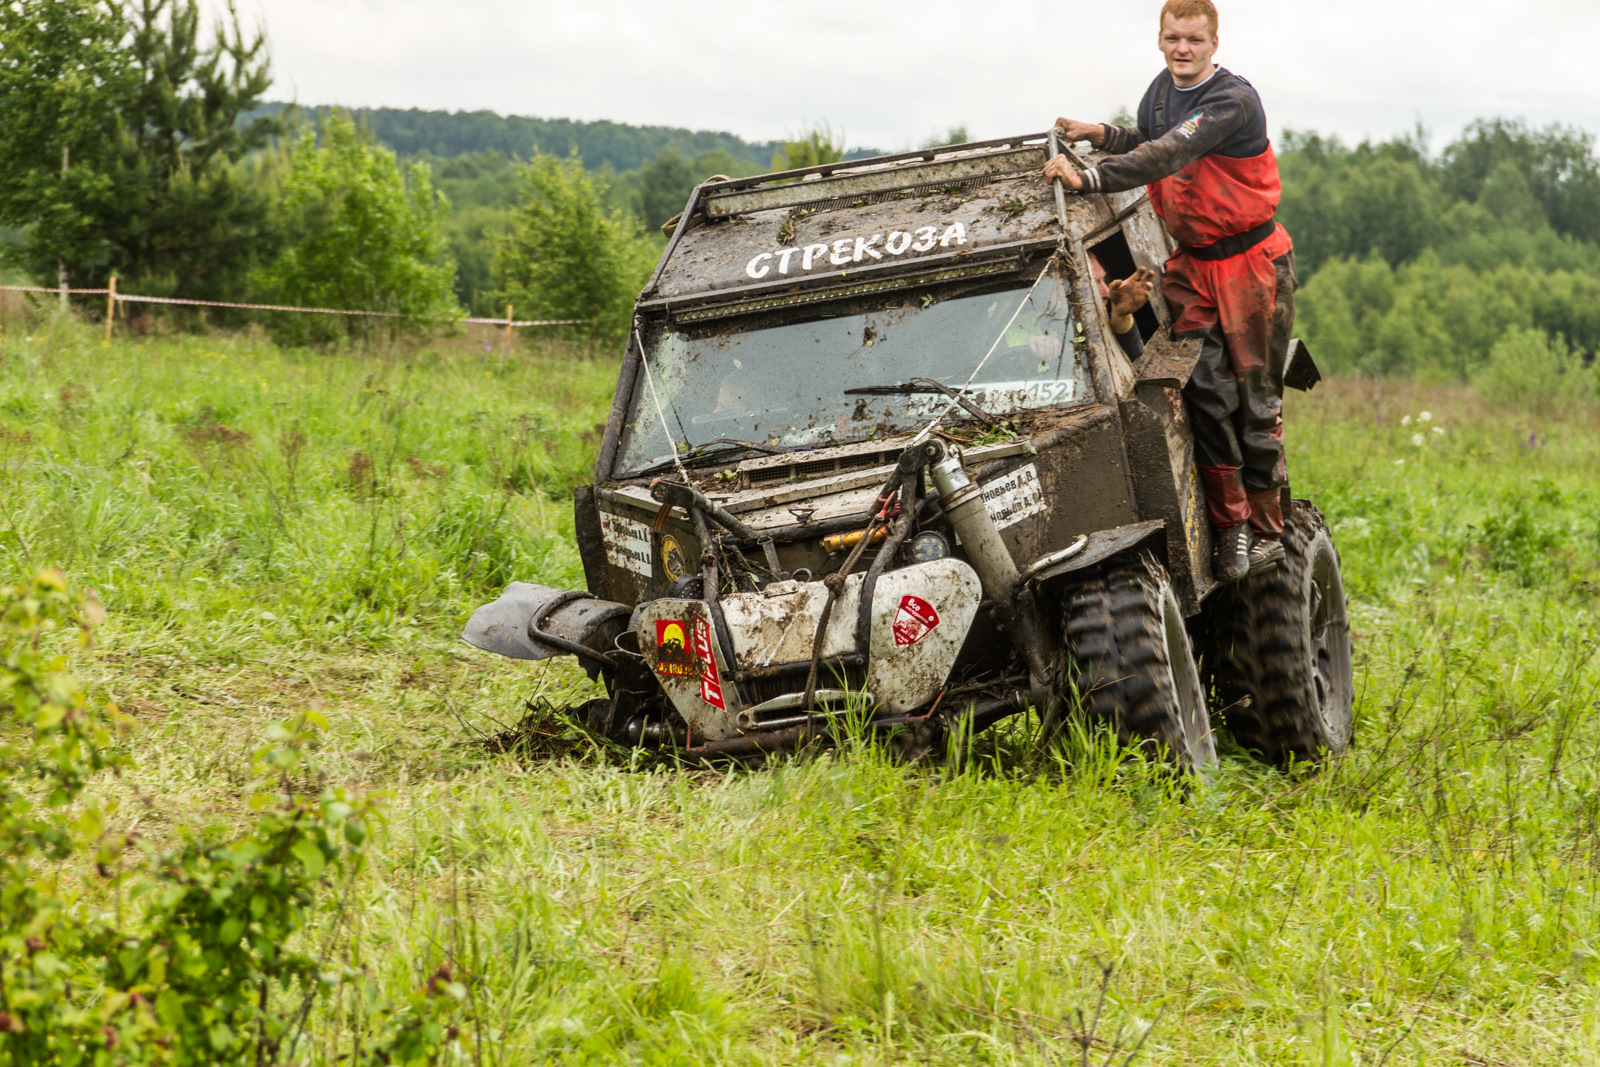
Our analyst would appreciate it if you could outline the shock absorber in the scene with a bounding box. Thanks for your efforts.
[930,447,1055,691]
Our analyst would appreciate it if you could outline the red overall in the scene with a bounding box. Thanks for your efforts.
[1151,147,1296,537]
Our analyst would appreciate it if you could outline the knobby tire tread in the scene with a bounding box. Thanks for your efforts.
[1060,562,1189,760]
[1204,502,1348,764]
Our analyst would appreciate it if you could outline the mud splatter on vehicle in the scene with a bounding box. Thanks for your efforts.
[464,133,1352,770]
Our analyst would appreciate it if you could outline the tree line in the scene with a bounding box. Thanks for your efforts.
[0,0,859,341]
[246,103,794,175]
[1283,121,1600,392]
[2,0,1598,387]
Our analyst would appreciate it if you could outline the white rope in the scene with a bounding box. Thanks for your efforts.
[114,293,404,316]
[6,285,589,326]
[0,284,110,294]
[116,292,589,325]
[635,329,692,483]
[911,261,1053,446]
[460,316,591,327]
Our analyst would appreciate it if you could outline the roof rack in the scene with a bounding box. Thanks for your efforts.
[697,132,1053,219]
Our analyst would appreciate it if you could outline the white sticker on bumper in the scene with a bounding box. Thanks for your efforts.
[600,509,652,577]
[982,463,1047,530]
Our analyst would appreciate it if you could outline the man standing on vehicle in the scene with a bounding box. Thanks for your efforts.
[1042,0,1295,582]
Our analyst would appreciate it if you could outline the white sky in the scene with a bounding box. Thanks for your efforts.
[241,0,1600,154]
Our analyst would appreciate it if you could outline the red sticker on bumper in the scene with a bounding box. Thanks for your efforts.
[654,619,695,676]
[892,595,940,647]
[692,617,725,711]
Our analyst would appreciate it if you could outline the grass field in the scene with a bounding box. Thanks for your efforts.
[3,309,1600,1065]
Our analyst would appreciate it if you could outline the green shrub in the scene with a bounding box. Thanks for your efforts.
[0,570,458,1065]
[769,122,845,171]
[1478,495,1564,586]
[489,152,656,341]
[1472,325,1598,414]
[254,112,460,346]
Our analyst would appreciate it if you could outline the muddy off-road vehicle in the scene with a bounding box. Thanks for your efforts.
[464,133,1353,770]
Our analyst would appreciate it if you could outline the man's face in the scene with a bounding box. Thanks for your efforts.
[1158,14,1218,86]
[1089,256,1111,301]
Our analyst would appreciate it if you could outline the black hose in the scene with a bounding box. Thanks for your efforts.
[799,469,904,712]
[854,503,917,656]
[650,479,759,541]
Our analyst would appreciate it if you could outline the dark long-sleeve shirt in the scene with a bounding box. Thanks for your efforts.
[1080,67,1270,196]
[1114,323,1144,361]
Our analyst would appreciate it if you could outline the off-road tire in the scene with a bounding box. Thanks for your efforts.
[1057,559,1216,771]
[1202,502,1354,765]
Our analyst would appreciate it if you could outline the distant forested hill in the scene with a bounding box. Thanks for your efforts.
[250,102,793,172]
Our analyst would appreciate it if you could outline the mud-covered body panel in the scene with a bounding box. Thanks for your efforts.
[1123,334,1214,611]
[636,560,982,738]
[647,172,1061,307]
[643,144,1137,316]
[497,133,1256,748]
[981,406,1141,575]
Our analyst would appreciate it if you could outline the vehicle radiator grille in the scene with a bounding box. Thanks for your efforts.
[744,448,903,488]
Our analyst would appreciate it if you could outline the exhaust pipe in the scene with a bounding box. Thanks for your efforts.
[931,451,1055,691]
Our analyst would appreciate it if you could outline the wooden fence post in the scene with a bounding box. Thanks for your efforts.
[504,304,514,355]
[104,276,117,344]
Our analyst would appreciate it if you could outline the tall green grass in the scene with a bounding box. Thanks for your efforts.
[0,313,614,640]
[3,309,1599,1063]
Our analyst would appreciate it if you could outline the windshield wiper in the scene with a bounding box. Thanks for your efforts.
[632,439,793,479]
[844,377,999,425]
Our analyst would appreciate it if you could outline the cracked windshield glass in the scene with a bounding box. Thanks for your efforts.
[617,272,1089,473]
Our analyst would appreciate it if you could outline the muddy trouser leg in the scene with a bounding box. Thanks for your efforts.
[1230,252,1298,537]
[1164,253,1249,528]
[1209,248,1298,538]
[1182,329,1250,527]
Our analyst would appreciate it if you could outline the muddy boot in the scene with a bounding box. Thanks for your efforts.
[1212,524,1250,582]
[1246,534,1286,575]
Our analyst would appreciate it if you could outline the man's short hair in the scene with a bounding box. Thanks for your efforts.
[1160,0,1219,36]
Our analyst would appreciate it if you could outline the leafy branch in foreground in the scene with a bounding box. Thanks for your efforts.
[0,570,462,1066]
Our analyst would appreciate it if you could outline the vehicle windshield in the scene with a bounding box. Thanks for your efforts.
[615,272,1092,474]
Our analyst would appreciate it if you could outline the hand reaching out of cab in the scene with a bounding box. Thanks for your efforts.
[1108,267,1156,321]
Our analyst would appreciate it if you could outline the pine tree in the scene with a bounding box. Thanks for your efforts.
[0,0,128,298]
[0,0,281,300]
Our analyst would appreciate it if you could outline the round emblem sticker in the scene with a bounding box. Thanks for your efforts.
[660,535,688,582]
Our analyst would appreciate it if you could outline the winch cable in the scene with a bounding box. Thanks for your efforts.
[800,472,902,713]
[636,329,692,485]
[909,259,1056,448]
[637,329,751,687]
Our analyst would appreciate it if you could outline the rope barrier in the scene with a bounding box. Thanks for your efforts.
[0,284,111,294]
[3,284,592,329]
[114,293,404,316]
[460,316,592,327]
